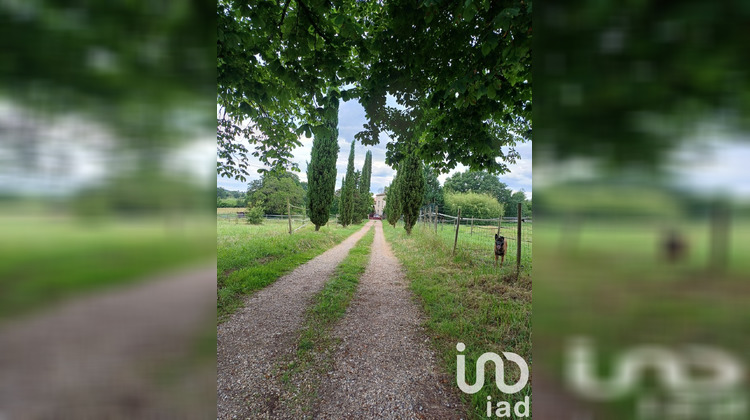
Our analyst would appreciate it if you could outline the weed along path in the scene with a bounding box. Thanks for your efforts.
[217,221,374,419]
[315,220,466,419]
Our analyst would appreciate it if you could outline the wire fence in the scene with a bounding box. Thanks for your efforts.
[216,200,310,234]
[417,204,532,273]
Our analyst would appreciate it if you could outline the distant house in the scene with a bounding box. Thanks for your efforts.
[373,193,386,217]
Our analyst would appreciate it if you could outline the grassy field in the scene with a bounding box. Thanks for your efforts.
[383,221,532,419]
[277,225,375,414]
[427,217,532,275]
[216,207,245,214]
[533,218,750,419]
[0,216,215,319]
[217,218,363,321]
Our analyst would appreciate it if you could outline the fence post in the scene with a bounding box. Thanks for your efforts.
[710,200,730,273]
[497,214,502,235]
[516,203,522,277]
[434,206,438,234]
[470,217,474,235]
[288,199,292,235]
[453,207,461,255]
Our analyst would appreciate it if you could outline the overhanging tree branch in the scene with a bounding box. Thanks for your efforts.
[278,0,292,39]
[296,0,332,44]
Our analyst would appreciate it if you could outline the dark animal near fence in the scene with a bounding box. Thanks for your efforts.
[495,234,508,267]
[663,230,687,263]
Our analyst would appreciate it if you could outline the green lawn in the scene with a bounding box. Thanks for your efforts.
[0,216,215,319]
[383,221,532,420]
[217,218,363,321]
[533,218,750,419]
[427,218,532,276]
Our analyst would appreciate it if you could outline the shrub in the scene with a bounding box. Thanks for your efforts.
[444,192,503,220]
[246,206,264,225]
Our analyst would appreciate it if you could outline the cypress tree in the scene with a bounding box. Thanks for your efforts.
[351,170,362,224]
[400,153,425,235]
[357,150,373,220]
[337,177,345,223]
[339,140,356,227]
[306,94,340,231]
[385,162,403,227]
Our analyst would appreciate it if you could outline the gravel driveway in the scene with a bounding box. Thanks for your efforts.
[314,221,466,419]
[217,222,374,419]
[0,264,217,420]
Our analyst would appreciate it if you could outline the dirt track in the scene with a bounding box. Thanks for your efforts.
[0,264,217,419]
[314,221,466,419]
[217,222,373,419]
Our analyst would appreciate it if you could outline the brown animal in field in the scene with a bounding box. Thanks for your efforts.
[663,230,687,263]
[495,234,508,267]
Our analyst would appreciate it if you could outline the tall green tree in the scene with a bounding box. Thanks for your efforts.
[356,150,374,220]
[351,170,363,224]
[329,188,341,216]
[246,172,305,215]
[422,164,444,210]
[385,165,403,228]
[306,94,341,230]
[506,190,530,218]
[339,141,356,227]
[399,154,425,235]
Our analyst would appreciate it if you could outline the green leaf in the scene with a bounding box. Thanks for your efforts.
[487,84,496,99]
[463,4,477,21]
[481,43,491,56]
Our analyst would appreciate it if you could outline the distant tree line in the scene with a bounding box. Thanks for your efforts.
[384,168,532,230]
[217,187,246,208]
[442,171,531,218]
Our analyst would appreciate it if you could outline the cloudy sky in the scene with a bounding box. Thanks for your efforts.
[217,99,533,197]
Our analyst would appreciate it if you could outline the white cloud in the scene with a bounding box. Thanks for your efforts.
[217,104,533,199]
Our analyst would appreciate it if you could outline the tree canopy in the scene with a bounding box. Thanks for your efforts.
[1,0,215,188]
[536,1,750,168]
[246,171,305,214]
[356,0,531,174]
[217,0,532,179]
[217,0,367,179]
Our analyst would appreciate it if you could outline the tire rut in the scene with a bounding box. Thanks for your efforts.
[217,221,374,419]
[314,221,467,419]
